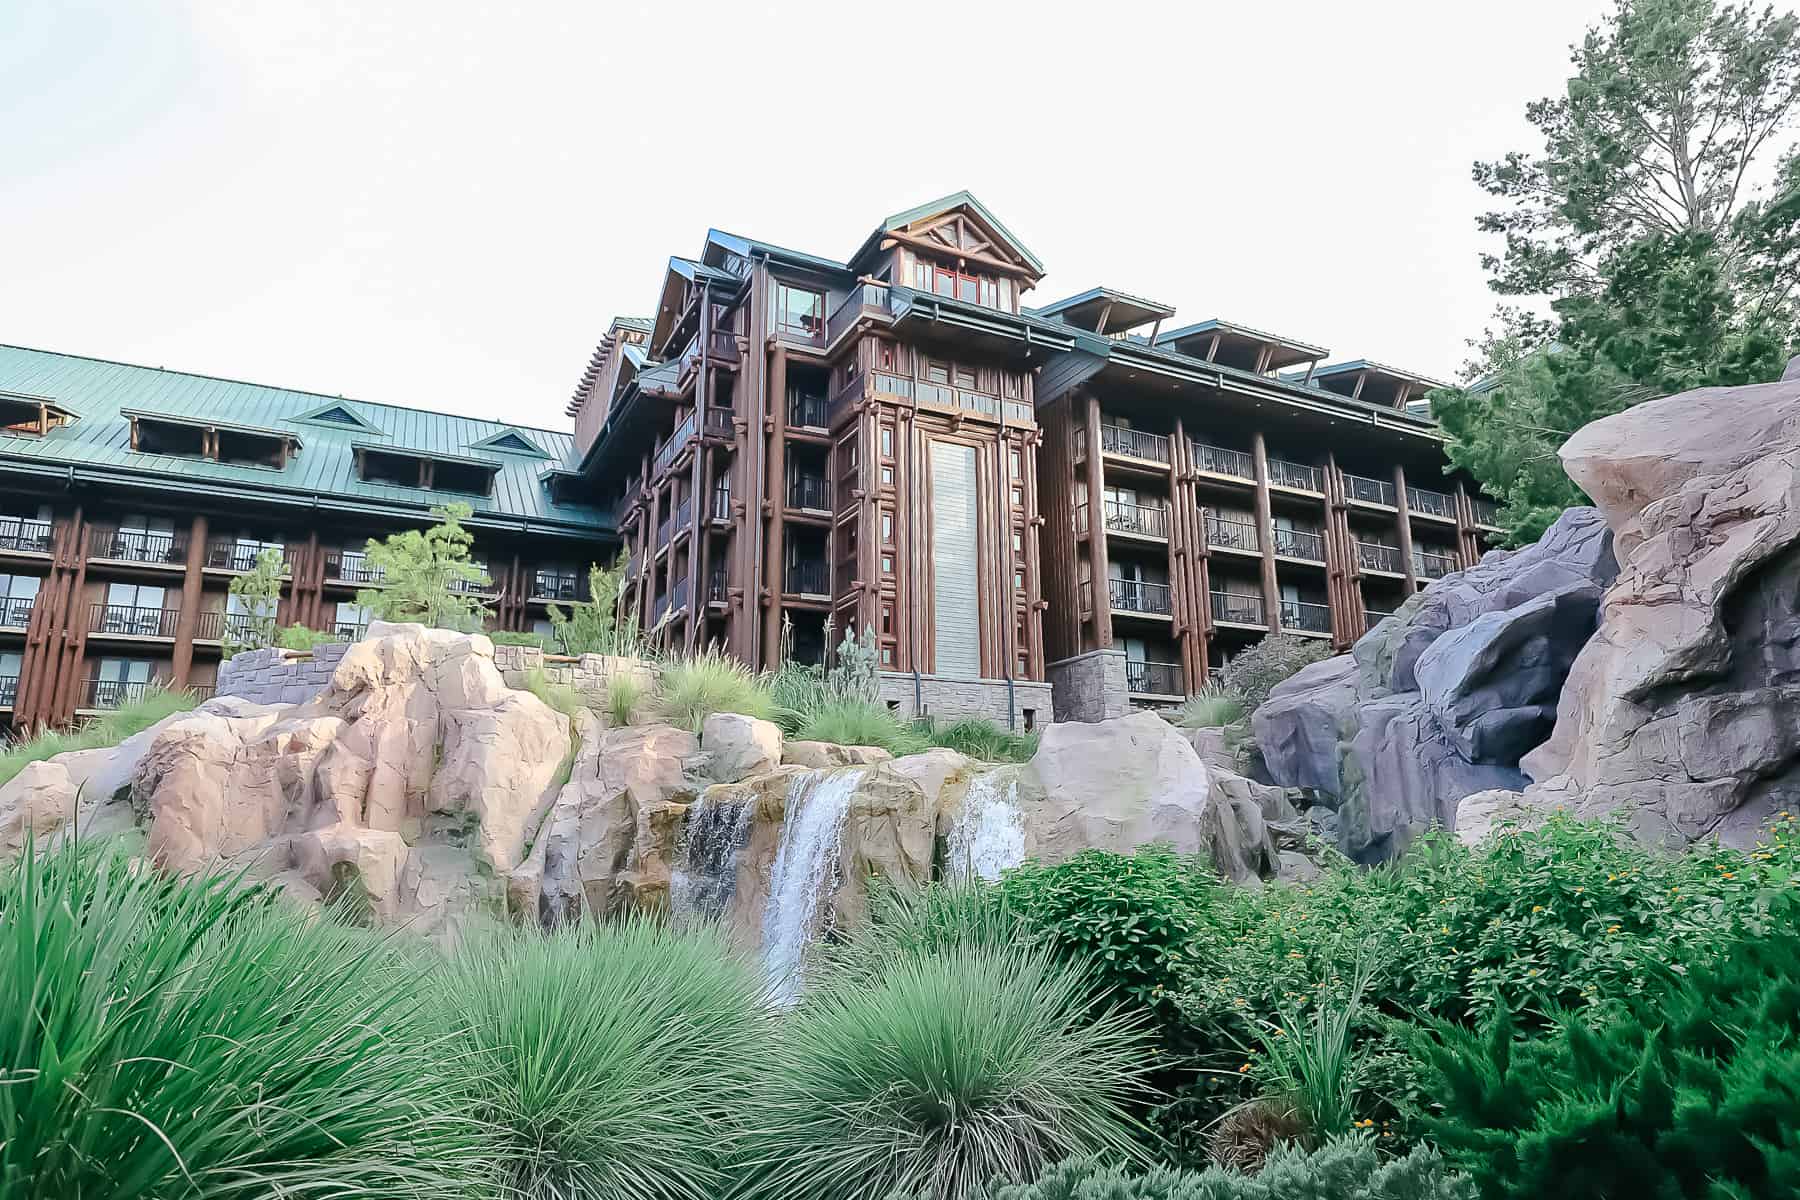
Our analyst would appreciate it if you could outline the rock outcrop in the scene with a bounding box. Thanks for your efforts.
[1255,507,1618,860]
[1516,370,1800,846]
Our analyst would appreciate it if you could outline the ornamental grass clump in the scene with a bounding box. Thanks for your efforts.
[734,941,1155,1200]
[0,841,482,1199]
[441,919,769,1200]
[653,648,776,733]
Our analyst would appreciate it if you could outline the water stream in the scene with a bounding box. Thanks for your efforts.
[945,767,1027,883]
[669,794,755,925]
[760,768,864,1005]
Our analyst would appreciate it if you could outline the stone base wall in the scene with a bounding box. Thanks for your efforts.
[216,642,352,706]
[876,671,1055,729]
[491,644,655,708]
[1046,649,1130,724]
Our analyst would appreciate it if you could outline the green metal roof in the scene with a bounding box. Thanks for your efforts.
[0,344,612,539]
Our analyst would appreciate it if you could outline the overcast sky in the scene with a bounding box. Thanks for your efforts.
[3,0,1614,434]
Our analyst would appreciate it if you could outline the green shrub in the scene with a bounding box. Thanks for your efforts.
[791,698,928,756]
[442,920,768,1200]
[986,1136,1472,1200]
[0,841,480,1198]
[653,649,776,734]
[1170,687,1248,730]
[548,555,639,657]
[276,622,342,650]
[0,685,197,790]
[1415,907,1800,1199]
[1215,634,1330,713]
[606,670,650,727]
[924,716,1040,763]
[490,629,550,648]
[736,942,1154,1200]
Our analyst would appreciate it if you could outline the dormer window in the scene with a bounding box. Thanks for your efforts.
[0,392,75,437]
[355,445,499,496]
[124,410,298,469]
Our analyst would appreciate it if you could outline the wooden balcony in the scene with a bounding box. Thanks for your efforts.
[1407,486,1456,520]
[1280,599,1333,635]
[1192,443,1255,482]
[1109,578,1173,617]
[0,516,54,555]
[1271,526,1326,562]
[88,525,188,566]
[1127,660,1183,697]
[1099,423,1170,464]
[88,603,181,640]
[1414,548,1457,579]
[1211,590,1267,627]
[1342,472,1397,507]
[0,596,33,628]
[1267,457,1323,493]
[1356,540,1404,574]
[1206,515,1260,553]
[324,549,385,585]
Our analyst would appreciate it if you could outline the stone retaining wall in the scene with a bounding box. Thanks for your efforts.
[490,644,655,707]
[1046,649,1130,724]
[876,671,1054,730]
[215,641,352,706]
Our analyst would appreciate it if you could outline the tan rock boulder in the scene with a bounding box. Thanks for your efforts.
[702,712,783,784]
[782,741,893,769]
[0,760,80,857]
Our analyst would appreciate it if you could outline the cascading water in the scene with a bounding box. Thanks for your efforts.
[945,767,1027,883]
[669,794,755,925]
[760,768,864,1005]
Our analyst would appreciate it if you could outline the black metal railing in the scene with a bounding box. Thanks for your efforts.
[1104,500,1169,539]
[787,472,831,511]
[656,510,674,549]
[1472,496,1501,526]
[1127,660,1183,696]
[533,570,583,602]
[1211,590,1267,625]
[334,622,368,641]
[89,604,180,638]
[0,675,16,707]
[666,575,690,616]
[1099,423,1170,463]
[1342,473,1396,506]
[0,596,32,627]
[711,480,731,522]
[652,411,697,477]
[90,526,187,565]
[1407,486,1455,519]
[784,558,829,596]
[0,516,53,554]
[1356,540,1403,573]
[1271,526,1326,561]
[1415,548,1457,579]
[788,390,829,429]
[1267,457,1322,492]
[83,677,156,709]
[206,540,288,573]
[1206,514,1260,552]
[325,549,385,584]
[1281,599,1333,633]
[448,565,494,596]
[1364,608,1395,632]
[1109,578,1173,615]
[701,406,736,438]
[707,566,728,604]
[207,611,267,643]
[1192,443,1255,480]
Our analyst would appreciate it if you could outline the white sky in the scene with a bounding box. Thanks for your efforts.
[3,0,1613,434]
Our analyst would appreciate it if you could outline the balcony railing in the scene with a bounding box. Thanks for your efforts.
[1192,442,1255,481]
[448,565,495,596]
[0,596,32,628]
[206,540,288,573]
[1342,473,1396,506]
[83,677,158,710]
[1281,599,1333,634]
[784,558,830,597]
[656,510,674,550]
[1099,423,1170,464]
[1127,660,1183,697]
[1267,457,1322,492]
[334,622,368,641]
[826,280,893,345]
[1365,608,1395,632]
[788,390,829,430]
[1206,514,1260,552]
[90,526,187,565]
[1472,496,1501,526]
[532,570,583,602]
[89,603,180,638]
[1271,526,1326,562]
[915,381,1005,421]
[1356,540,1403,573]
[1407,486,1455,519]
[653,411,698,477]
[707,566,728,605]
[1415,548,1457,579]
[701,406,736,439]
[710,480,732,522]
[1109,578,1173,616]
[1103,500,1169,539]
[787,472,831,512]
[1211,590,1267,626]
[325,549,385,584]
[209,612,266,643]
[0,516,53,554]
[0,674,16,707]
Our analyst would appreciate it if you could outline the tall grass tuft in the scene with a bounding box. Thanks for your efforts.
[654,648,776,734]
[442,919,769,1200]
[923,716,1040,763]
[733,941,1155,1200]
[522,665,586,721]
[1171,686,1248,730]
[0,840,483,1198]
[790,697,929,756]
[0,685,197,790]
[605,670,650,727]
[1241,955,1378,1144]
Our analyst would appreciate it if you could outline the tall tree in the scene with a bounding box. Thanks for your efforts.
[356,502,491,633]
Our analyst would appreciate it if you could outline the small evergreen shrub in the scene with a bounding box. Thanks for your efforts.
[1215,634,1330,713]
[985,1136,1472,1200]
[276,622,342,650]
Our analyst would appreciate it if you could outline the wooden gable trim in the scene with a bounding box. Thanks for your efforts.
[881,230,1037,280]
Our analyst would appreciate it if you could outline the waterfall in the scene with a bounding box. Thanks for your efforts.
[946,768,1026,883]
[761,768,864,1005]
[670,794,755,925]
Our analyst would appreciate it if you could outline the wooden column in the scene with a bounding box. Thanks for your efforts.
[1453,482,1482,566]
[1321,456,1364,650]
[761,346,788,662]
[642,478,663,630]
[18,509,85,731]
[1393,464,1419,591]
[170,514,208,687]
[1021,429,1046,680]
[1250,432,1282,633]
[1167,417,1202,695]
[1081,392,1114,649]
[693,442,716,652]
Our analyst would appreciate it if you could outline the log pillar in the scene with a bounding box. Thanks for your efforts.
[1250,432,1282,633]
[1081,392,1113,649]
[761,346,788,662]
[171,514,208,687]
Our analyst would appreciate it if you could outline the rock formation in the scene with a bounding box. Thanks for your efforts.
[1255,507,1618,861]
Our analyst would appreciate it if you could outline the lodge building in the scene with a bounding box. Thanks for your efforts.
[0,191,1497,735]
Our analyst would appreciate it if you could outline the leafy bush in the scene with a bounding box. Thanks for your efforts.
[1415,907,1800,1199]
[1215,634,1330,713]
[549,555,640,657]
[356,501,491,632]
[224,546,284,652]
[606,670,650,727]
[735,942,1154,1200]
[986,1136,1472,1200]
[276,622,342,650]
[441,920,767,1200]
[791,698,928,756]
[924,716,1040,763]
[0,842,480,1198]
[1170,687,1247,730]
[653,648,776,734]
[0,685,196,789]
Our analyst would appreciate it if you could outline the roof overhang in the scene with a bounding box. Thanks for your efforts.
[1154,319,1326,373]
[121,407,302,449]
[1029,286,1176,335]
[886,287,1079,362]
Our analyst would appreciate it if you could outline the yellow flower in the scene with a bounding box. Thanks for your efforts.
[1532,905,1545,913]
[1607,925,1621,934]
[1238,1063,1251,1073]
[1527,968,1540,976]
[1440,926,1450,935]
[1287,950,1303,959]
